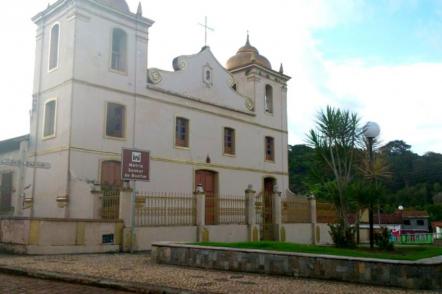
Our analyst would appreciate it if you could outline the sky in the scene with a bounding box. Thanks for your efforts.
[0,0,441,154]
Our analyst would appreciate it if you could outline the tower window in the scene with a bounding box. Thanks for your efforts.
[106,103,125,138]
[224,127,235,155]
[175,117,189,147]
[265,136,274,161]
[111,28,127,72]
[49,24,60,71]
[43,99,56,138]
[265,84,273,114]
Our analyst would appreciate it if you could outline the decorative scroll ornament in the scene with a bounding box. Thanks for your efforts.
[245,97,254,111]
[172,56,187,71]
[148,69,162,84]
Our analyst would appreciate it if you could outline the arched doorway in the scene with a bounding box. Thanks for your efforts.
[262,177,276,240]
[195,170,218,225]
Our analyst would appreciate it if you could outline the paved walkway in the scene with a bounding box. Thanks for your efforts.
[0,253,437,293]
[0,273,129,293]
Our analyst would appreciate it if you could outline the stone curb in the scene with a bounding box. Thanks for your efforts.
[0,265,201,294]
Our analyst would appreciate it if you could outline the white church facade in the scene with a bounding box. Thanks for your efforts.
[0,0,291,219]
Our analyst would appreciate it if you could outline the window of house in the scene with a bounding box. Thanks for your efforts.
[265,136,274,161]
[106,103,125,138]
[111,28,127,72]
[264,84,273,113]
[416,219,425,226]
[49,23,60,70]
[224,127,235,155]
[403,219,411,226]
[175,117,189,147]
[101,160,121,188]
[43,99,56,138]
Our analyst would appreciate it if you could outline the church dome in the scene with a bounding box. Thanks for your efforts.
[226,35,272,70]
[96,0,130,13]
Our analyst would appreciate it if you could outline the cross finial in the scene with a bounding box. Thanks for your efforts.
[246,30,250,46]
[198,16,214,47]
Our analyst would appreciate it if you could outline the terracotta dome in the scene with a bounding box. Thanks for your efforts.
[226,35,272,70]
[96,0,130,12]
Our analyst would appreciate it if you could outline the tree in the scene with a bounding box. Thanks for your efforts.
[307,106,362,226]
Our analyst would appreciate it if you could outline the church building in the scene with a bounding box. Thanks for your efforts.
[0,0,291,219]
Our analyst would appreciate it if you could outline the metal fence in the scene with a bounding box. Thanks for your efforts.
[135,192,196,226]
[101,190,120,220]
[316,201,337,224]
[218,195,246,224]
[390,233,433,244]
[282,196,310,223]
[255,192,270,225]
[205,194,246,225]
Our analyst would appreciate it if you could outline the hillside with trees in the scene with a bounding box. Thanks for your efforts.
[288,140,442,220]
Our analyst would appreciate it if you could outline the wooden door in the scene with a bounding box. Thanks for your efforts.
[262,177,275,240]
[101,161,121,190]
[0,173,13,211]
[195,170,217,225]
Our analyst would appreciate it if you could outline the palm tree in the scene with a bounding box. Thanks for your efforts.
[307,106,362,227]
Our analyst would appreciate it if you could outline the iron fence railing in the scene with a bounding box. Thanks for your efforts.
[101,190,120,220]
[218,195,246,225]
[282,196,310,223]
[205,194,246,225]
[316,201,337,224]
[135,192,196,226]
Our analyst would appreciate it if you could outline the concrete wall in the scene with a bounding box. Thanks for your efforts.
[205,225,248,243]
[316,223,334,245]
[127,225,248,251]
[129,226,197,251]
[0,217,122,254]
[152,243,442,290]
[283,223,311,244]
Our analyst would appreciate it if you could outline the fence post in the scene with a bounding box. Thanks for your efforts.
[308,195,317,245]
[245,185,259,241]
[119,188,133,252]
[194,185,208,242]
[272,185,282,241]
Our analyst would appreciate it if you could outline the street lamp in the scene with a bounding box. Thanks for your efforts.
[364,121,380,249]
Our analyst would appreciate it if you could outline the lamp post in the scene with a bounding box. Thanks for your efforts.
[364,121,380,249]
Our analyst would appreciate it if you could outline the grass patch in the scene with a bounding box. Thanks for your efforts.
[193,241,442,261]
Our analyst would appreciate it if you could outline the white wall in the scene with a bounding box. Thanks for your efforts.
[131,226,197,251]
[284,223,312,244]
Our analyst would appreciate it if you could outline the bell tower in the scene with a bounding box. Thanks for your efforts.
[28,0,154,218]
[225,36,291,193]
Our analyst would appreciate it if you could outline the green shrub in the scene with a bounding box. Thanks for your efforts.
[374,227,394,251]
[328,219,356,248]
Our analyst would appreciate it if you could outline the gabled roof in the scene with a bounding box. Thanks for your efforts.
[0,135,29,154]
[432,221,442,228]
[147,46,255,114]
[402,210,429,218]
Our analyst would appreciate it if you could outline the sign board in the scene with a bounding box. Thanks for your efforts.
[0,159,51,169]
[121,148,150,181]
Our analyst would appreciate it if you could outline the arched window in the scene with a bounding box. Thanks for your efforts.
[43,99,57,138]
[264,84,273,113]
[111,28,127,72]
[106,102,126,138]
[49,24,60,70]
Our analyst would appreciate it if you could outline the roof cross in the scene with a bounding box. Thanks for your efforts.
[198,16,214,47]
